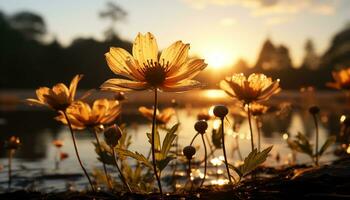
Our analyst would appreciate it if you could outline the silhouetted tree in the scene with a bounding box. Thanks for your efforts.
[301,39,320,70]
[99,1,127,41]
[9,11,46,41]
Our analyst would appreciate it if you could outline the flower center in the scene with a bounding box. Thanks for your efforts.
[142,60,169,87]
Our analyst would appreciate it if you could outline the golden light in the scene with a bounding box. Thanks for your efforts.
[204,50,233,69]
[204,89,228,99]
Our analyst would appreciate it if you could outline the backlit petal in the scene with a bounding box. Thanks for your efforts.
[69,74,83,102]
[132,32,158,65]
[101,78,149,92]
[160,41,190,75]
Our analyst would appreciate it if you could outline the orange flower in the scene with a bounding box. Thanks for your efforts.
[220,73,281,104]
[27,75,83,111]
[6,136,21,150]
[56,99,120,130]
[249,103,268,116]
[101,32,207,92]
[326,68,350,90]
[60,152,69,161]
[139,106,174,124]
[52,140,64,148]
[197,109,212,121]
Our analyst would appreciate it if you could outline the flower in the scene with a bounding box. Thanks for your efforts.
[249,103,268,116]
[220,73,280,104]
[56,99,120,130]
[26,75,83,111]
[60,152,69,161]
[326,68,350,90]
[52,140,64,148]
[101,32,207,92]
[5,136,21,150]
[138,106,174,125]
[197,109,212,121]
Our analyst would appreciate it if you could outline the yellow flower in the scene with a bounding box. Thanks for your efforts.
[326,68,350,90]
[248,102,268,116]
[26,75,83,111]
[220,73,281,104]
[138,106,175,125]
[101,32,207,92]
[56,99,120,130]
[52,140,64,148]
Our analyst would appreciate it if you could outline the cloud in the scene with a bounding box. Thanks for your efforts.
[182,0,337,16]
[219,17,238,26]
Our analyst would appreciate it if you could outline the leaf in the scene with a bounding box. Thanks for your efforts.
[236,146,273,177]
[293,132,313,157]
[115,147,153,169]
[156,156,175,171]
[146,129,161,152]
[318,136,336,156]
[161,123,179,157]
[228,163,243,178]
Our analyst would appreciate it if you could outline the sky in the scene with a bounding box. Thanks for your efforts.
[1,0,350,68]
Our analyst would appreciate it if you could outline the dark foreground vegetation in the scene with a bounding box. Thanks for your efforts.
[1,157,350,200]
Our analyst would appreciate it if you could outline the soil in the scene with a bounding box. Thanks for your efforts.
[1,158,350,200]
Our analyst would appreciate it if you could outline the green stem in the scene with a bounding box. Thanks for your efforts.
[236,136,243,161]
[63,112,95,192]
[151,89,163,197]
[312,114,319,166]
[220,118,233,184]
[93,129,113,190]
[112,148,132,193]
[200,134,207,188]
[256,117,261,152]
[247,104,255,152]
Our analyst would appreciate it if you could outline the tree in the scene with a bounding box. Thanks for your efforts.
[9,11,46,41]
[301,39,320,70]
[99,1,127,41]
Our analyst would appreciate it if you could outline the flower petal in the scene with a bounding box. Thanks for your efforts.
[132,32,158,65]
[161,80,202,92]
[165,59,207,84]
[69,74,83,102]
[101,78,149,92]
[160,41,190,75]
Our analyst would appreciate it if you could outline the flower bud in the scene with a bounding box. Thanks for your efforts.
[5,136,21,150]
[104,124,122,147]
[308,106,320,115]
[183,146,196,160]
[194,120,208,134]
[213,105,228,118]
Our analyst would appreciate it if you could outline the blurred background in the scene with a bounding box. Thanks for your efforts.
[0,0,350,191]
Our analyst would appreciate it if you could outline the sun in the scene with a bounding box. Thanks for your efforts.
[202,50,234,69]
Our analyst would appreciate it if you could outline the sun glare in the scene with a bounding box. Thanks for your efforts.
[204,51,233,69]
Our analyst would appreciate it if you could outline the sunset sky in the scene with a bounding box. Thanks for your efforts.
[1,0,350,68]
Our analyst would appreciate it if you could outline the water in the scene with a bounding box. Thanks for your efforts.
[0,89,347,192]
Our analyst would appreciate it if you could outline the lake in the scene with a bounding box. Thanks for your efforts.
[0,89,348,192]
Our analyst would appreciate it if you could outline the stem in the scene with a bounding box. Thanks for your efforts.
[151,89,163,196]
[220,118,233,184]
[235,137,243,161]
[112,148,132,193]
[8,149,14,190]
[256,117,261,152]
[200,134,207,188]
[312,114,319,166]
[188,159,193,192]
[190,133,200,146]
[247,104,255,152]
[93,129,113,190]
[63,112,95,192]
